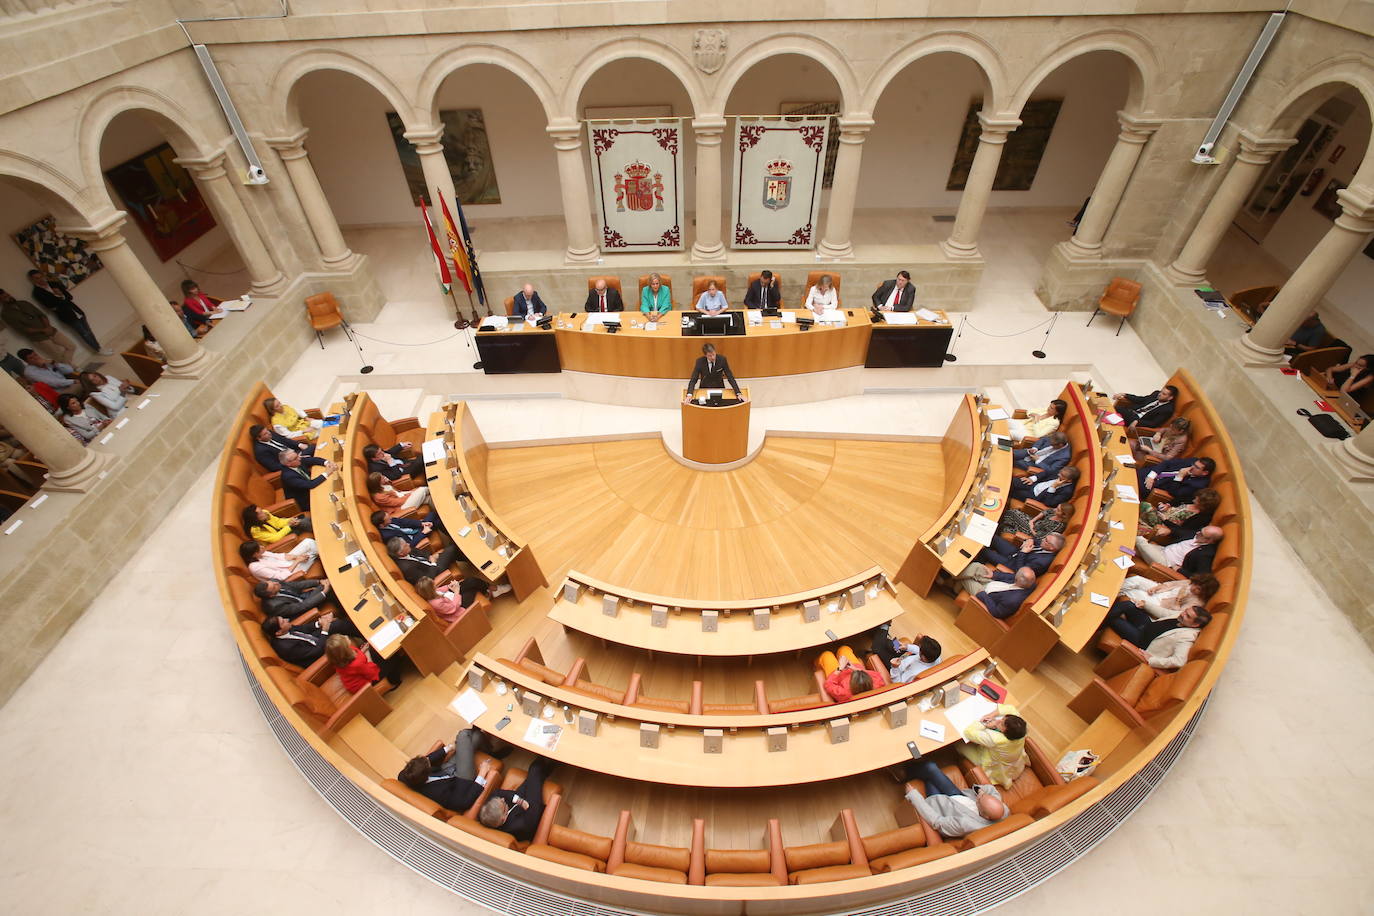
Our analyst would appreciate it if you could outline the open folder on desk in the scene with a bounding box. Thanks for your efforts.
[962,513,999,546]
[583,312,620,327]
[944,694,997,736]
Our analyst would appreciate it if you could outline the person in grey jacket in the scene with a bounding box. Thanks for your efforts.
[903,757,1008,838]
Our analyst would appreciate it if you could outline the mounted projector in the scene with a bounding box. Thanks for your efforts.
[1191,12,1285,166]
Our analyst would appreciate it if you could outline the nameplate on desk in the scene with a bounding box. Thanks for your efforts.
[650,605,669,628]
[562,581,583,603]
[578,710,599,737]
[848,585,866,608]
[752,608,770,630]
[520,691,543,717]
[601,595,620,617]
[827,718,850,744]
[466,666,490,692]
[702,729,723,754]
[883,702,908,729]
[802,600,821,623]
[701,609,718,632]
[766,727,787,752]
[640,723,660,748]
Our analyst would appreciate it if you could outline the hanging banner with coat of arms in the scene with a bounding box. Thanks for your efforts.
[730,116,830,249]
[587,118,685,251]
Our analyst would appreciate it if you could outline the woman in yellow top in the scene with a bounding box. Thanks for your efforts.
[241,504,312,545]
[264,397,323,442]
[957,704,1028,788]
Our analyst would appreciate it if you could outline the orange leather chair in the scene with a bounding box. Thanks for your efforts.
[804,270,842,307]
[859,817,956,873]
[903,764,1035,851]
[497,636,567,684]
[702,819,787,886]
[562,658,630,704]
[1069,657,1210,727]
[746,271,783,308]
[525,795,609,872]
[381,750,503,822]
[625,672,698,714]
[690,275,727,304]
[503,296,516,315]
[120,340,164,387]
[958,738,1100,820]
[1087,277,1141,335]
[782,810,872,884]
[265,663,390,736]
[305,292,353,349]
[606,810,693,883]
[586,276,623,294]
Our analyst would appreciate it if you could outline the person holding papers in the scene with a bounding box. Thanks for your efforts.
[871,270,916,312]
[957,706,1029,788]
[640,273,672,319]
[695,279,728,315]
[804,273,838,317]
[511,283,548,319]
[684,343,744,402]
[582,278,623,312]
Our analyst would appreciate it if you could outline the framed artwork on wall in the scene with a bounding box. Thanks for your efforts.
[946,98,1063,191]
[103,143,217,261]
[12,216,103,286]
[780,102,840,188]
[386,109,502,206]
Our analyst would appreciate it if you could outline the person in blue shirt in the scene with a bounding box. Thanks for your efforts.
[695,279,728,315]
[640,273,672,319]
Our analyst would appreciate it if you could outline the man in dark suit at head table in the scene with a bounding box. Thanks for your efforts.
[684,343,745,403]
[511,284,548,318]
[871,270,917,312]
[582,279,624,312]
[742,270,780,310]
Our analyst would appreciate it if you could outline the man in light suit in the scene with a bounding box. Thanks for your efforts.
[582,279,623,312]
[871,270,916,312]
[976,567,1037,619]
[511,283,548,318]
[742,270,781,310]
[1103,601,1211,669]
[684,343,744,401]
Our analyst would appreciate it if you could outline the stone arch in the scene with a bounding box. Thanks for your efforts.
[269,48,417,132]
[1260,60,1374,192]
[563,37,706,120]
[859,31,1008,114]
[417,45,559,125]
[75,85,219,196]
[0,151,98,224]
[712,34,860,115]
[1008,28,1159,116]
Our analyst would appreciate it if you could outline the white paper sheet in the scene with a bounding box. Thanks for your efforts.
[943,694,997,737]
[480,315,509,329]
[1103,412,1124,425]
[962,513,999,547]
[919,720,946,742]
[220,297,252,312]
[1113,555,1133,569]
[1090,592,1112,608]
[819,309,845,323]
[881,312,918,325]
[1117,453,1136,466]
[915,307,941,322]
[1109,520,1125,530]
[368,619,403,652]
[422,438,446,464]
[780,313,797,324]
[522,718,564,751]
[986,408,1010,421]
[583,312,620,327]
[448,687,489,724]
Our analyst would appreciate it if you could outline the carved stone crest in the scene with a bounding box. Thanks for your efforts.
[693,29,727,74]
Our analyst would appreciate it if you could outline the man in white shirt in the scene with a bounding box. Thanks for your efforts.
[903,755,1008,839]
[871,270,916,312]
[1135,525,1221,570]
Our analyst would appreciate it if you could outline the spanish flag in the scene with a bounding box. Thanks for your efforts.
[419,198,451,293]
[438,193,473,295]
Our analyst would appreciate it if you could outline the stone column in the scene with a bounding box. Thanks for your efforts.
[1063,111,1162,258]
[690,116,727,263]
[0,371,110,492]
[546,120,600,264]
[264,129,356,267]
[1165,131,1296,284]
[1237,187,1374,365]
[1333,422,1374,481]
[175,150,286,293]
[403,125,459,213]
[818,116,875,260]
[66,214,213,379]
[941,114,1021,260]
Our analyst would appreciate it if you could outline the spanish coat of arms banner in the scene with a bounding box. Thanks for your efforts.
[587,119,685,251]
[730,116,830,250]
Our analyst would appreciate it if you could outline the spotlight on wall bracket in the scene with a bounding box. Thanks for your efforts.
[1190,145,1219,166]
[244,166,271,185]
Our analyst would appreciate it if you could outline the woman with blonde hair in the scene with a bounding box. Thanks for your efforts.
[804,273,838,317]
[325,633,403,694]
[366,470,430,510]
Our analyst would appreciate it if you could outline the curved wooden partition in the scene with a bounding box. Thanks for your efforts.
[213,369,1251,915]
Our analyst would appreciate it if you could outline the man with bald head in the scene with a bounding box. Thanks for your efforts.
[582,278,623,312]
[1136,524,1222,575]
[903,752,1008,840]
[511,283,548,319]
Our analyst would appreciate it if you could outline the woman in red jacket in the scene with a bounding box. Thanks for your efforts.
[325,634,404,694]
[817,645,886,703]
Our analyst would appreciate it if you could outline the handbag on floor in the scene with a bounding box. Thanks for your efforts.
[1307,413,1350,440]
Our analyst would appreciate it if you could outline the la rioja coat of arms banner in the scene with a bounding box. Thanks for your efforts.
[730,116,830,250]
[588,119,685,251]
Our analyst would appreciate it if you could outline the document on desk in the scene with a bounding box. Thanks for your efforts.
[368,619,403,652]
[583,312,617,327]
[1114,483,1139,504]
[915,307,942,322]
[1117,452,1136,466]
[819,309,846,324]
[480,315,509,329]
[522,718,563,752]
[422,438,446,465]
[1089,592,1112,608]
[986,407,1010,421]
[449,687,489,724]
[1113,555,1132,570]
[944,694,997,736]
[919,720,946,742]
[962,513,999,546]
[882,312,918,325]
[780,313,797,323]
[220,297,253,312]
[1109,519,1125,530]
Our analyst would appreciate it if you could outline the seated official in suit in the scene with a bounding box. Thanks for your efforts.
[1102,601,1212,670]
[903,756,1009,839]
[1139,487,1219,546]
[1118,573,1219,620]
[975,567,1037,620]
[957,707,1028,788]
[871,270,916,312]
[240,539,319,582]
[684,343,743,402]
[695,279,728,315]
[640,272,672,319]
[479,757,557,842]
[1012,430,1069,475]
[370,509,434,549]
[255,578,339,617]
[511,283,548,319]
[280,450,336,512]
[261,610,359,666]
[1140,456,1214,502]
[1009,465,1079,506]
[583,278,623,312]
[742,269,781,310]
[364,441,423,481]
[1135,525,1222,574]
[1112,385,1178,429]
[956,534,1063,597]
[251,423,315,471]
[399,727,508,812]
[325,633,404,693]
[387,535,463,585]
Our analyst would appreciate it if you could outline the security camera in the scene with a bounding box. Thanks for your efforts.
[1191,143,1217,166]
[244,165,270,185]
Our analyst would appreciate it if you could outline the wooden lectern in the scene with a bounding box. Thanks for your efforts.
[681,387,750,464]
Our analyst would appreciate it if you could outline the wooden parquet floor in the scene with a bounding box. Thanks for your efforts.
[483,436,946,601]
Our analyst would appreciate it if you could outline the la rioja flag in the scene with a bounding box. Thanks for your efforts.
[419,199,452,294]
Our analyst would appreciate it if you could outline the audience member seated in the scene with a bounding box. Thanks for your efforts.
[79,371,136,416]
[583,278,623,312]
[20,376,60,411]
[240,538,319,582]
[1284,314,1327,356]
[956,707,1028,788]
[416,567,507,615]
[511,283,548,319]
[387,536,461,585]
[181,280,225,326]
[1139,456,1214,502]
[1139,488,1219,545]
[255,578,338,617]
[999,501,1070,542]
[242,503,311,545]
[261,610,358,666]
[399,727,507,814]
[364,441,423,480]
[325,633,404,693]
[640,273,672,319]
[885,635,945,684]
[251,423,315,472]
[1009,466,1079,507]
[695,279,728,315]
[1135,524,1222,575]
[368,471,430,511]
[1131,416,1190,464]
[870,270,915,312]
[266,397,324,441]
[1011,431,1069,477]
[866,622,942,675]
[371,509,433,548]
[975,567,1037,620]
[1101,601,1212,670]
[1322,353,1374,397]
[172,297,209,338]
[1007,399,1066,444]
[280,450,336,512]
[479,757,557,842]
[956,535,1062,597]
[742,269,780,310]
[1112,384,1178,428]
[804,274,838,316]
[817,645,887,702]
[56,393,110,443]
[902,755,1008,840]
[18,349,79,395]
[1118,573,1219,620]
